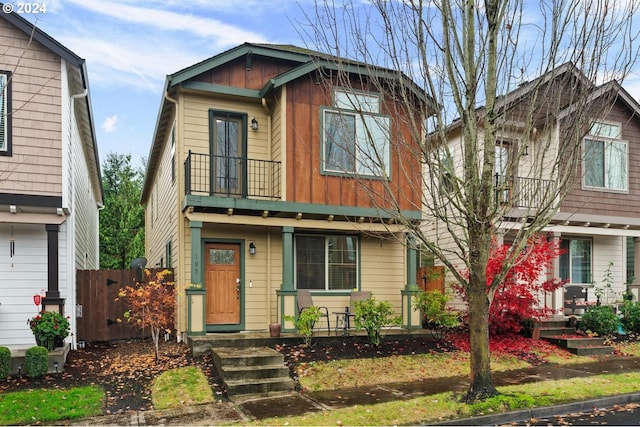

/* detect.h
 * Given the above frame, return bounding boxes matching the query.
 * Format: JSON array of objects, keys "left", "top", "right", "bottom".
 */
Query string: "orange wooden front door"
[{"left": 205, "top": 243, "right": 241, "bottom": 324}]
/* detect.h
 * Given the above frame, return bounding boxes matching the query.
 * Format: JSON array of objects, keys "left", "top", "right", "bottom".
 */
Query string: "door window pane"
[{"left": 209, "top": 249, "right": 235, "bottom": 265}]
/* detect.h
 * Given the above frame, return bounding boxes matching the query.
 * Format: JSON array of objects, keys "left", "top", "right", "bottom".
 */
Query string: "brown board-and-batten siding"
[{"left": 76, "top": 268, "right": 174, "bottom": 342}]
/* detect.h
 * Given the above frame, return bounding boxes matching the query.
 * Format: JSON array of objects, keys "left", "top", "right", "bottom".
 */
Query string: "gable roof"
[
  {"left": 142, "top": 42, "right": 434, "bottom": 201},
  {"left": 0, "top": 4, "right": 103, "bottom": 204},
  {"left": 443, "top": 62, "right": 640, "bottom": 135}
]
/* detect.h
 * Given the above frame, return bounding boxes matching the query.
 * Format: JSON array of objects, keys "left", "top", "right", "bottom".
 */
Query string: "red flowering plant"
[
  {"left": 455, "top": 234, "right": 566, "bottom": 335},
  {"left": 27, "top": 310, "right": 70, "bottom": 351}
]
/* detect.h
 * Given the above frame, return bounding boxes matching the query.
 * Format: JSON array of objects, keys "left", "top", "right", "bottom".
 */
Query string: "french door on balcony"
[{"left": 210, "top": 111, "right": 247, "bottom": 196}]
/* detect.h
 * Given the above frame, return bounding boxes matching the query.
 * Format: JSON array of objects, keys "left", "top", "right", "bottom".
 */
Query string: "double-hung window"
[
  {"left": 295, "top": 234, "right": 358, "bottom": 291},
  {"left": 584, "top": 122, "right": 627, "bottom": 191},
  {"left": 559, "top": 238, "right": 592, "bottom": 285},
  {"left": 0, "top": 71, "right": 11, "bottom": 156},
  {"left": 322, "top": 89, "right": 391, "bottom": 177}
]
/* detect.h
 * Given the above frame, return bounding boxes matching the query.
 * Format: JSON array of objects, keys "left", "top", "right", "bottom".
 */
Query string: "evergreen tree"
[{"left": 100, "top": 153, "right": 145, "bottom": 269}]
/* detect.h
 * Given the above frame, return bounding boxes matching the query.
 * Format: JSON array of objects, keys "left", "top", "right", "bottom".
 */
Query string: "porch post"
[
  {"left": 630, "top": 237, "right": 640, "bottom": 300},
  {"left": 549, "top": 232, "right": 563, "bottom": 317},
  {"left": 277, "top": 226, "right": 297, "bottom": 331},
  {"left": 401, "top": 234, "right": 421, "bottom": 329},
  {"left": 187, "top": 221, "right": 205, "bottom": 335},
  {"left": 190, "top": 221, "right": 203, "bottom": 284},
  {"left": 43, "top": 224, "right": 64, "bottom": 315}
]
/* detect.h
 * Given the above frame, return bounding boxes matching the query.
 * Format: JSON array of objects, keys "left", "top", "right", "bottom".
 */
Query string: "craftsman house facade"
[
  {"left": 0, "top": 10, "right": 102, "bottom": 348},
  {"left": 142, "top": 43, "right": 432, "bottom": 338}
]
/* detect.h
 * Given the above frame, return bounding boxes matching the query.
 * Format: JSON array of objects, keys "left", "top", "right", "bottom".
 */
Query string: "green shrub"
[
  {"left": 284, "top": 306, "right": 321, "bottom": 347},
  {"left": 621, "top": 301, "right": 640, "bottom": 334},
  {"left": 579, "top": 305, "right": 619, "bottom": 336},
  {"left": 0, "top": 347, "right": 10, "bottom": 380},
  {"left": 25, "top": 346, "right": 48, "bottom": 378},
  {"left": 412, "top": 291, "right": 460, "bottom": 340},
  {"left": 354, "top": 297, "right": 401, "bottom": 346}
]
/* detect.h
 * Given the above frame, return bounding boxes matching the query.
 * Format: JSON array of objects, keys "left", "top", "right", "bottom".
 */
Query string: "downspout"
[{"left": 163, "top": 90, "right": 183, "bottom": 339}]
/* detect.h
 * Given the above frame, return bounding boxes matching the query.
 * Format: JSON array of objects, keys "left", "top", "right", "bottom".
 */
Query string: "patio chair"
[
  {"left": 346, "top": 290, "right": 372, "bottom": 329},
  {"left": 296, "top": 289, "right": 331, "bottom": 332}
]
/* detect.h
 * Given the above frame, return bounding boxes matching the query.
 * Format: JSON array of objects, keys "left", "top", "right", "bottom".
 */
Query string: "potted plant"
[{"left": 27, "top": 310, "right": 70, "bottom": 351}]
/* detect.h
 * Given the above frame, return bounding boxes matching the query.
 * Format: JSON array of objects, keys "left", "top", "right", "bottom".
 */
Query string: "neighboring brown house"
[
  {"left": 435, "top": 63, "right": 640, "bottom": 314},
  {"left": 142, "top": 43, "right": 433, "bottom": 337}
]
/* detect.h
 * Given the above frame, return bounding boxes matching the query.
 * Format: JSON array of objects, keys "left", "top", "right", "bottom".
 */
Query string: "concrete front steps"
[
  {"left": 534, "top": 319, "right": 614, "bottom": 356},
  {"left": 211, "top": 346, "right": 295, "bottom": 398}
]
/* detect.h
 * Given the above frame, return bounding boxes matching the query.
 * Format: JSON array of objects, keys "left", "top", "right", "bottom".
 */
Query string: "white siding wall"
[
  {"left": 0, "top": 224, "right": 49, "bottom": 347},
  {"left": 592, "top": 235, "right": 626, "bottom": 304}
]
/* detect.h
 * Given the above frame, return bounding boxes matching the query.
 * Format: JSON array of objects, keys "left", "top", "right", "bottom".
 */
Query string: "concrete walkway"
[{"left": 64, "top": 356, "right": 640, "bottom": 425}]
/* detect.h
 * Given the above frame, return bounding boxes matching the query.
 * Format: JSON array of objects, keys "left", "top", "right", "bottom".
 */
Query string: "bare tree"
[{"left": 300, "top": 0, "right": 639, "bottom": 401}]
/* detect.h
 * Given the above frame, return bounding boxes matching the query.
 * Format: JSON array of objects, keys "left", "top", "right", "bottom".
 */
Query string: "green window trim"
[{"left": 295, "top": 234, "right": 359, "bottom": 291}]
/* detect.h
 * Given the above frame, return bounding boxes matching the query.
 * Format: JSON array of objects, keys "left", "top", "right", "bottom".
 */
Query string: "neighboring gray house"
[{"left": 0, "top": 8, "right": 102, "bottom": 349}]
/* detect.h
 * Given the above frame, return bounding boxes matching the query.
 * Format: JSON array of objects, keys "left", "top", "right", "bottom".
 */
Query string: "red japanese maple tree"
[{"left": 457, "top": 234, "right": 566, "bottom": 335}]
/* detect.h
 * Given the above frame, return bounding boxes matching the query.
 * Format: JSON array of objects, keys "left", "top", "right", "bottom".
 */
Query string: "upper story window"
[
  {"left": 0, "top": 71, "right": 11, "bottom": 156},
  {"left": 322, "top": 89, "right": 391, "bottom": 178},
  {"left": 583, "top": 121, "right": 627, "bottom": 191}
]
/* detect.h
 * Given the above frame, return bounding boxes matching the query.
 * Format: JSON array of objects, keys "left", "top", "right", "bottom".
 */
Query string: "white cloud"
[
  {"left": 66, "top": 0, "right": 268, "bottom": 48},
  {"left": 102, "top": 115, "right": 119, "bottom": 133}
]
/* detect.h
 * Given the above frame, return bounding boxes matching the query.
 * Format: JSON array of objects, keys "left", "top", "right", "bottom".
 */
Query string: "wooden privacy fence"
[
  {"left": 76, "top": 268, "right": 174, "bottom": 342},
  {"left": 417, "top": 266, "right": 445, "bottom": 293}
]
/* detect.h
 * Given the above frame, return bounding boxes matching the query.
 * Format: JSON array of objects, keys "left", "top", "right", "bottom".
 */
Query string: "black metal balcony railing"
[
  {"left": 185, "top": 151, "right": 281, "bottom": 199},
  {"left": 495, "top": 174, "right": 556, "bottom": 208}
]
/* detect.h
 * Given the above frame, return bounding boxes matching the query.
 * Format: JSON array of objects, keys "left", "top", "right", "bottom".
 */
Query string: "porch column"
[
  {"left": 190, "top": 221, "right": 203, "bottom": 284},
  {"left": 549, "top": 232, "right": 564, "bottom": 317},
  {"left": 630, "top": 237, "right": 640, "bottom": 300},
  {"left": 43, "top": 224, "right": 64, "bottom": 315},
  {"left": 401, "top": 234, "right": 421, "bottom": 329},
  {"left": 187, "top": 221, "right": 205, "bottom": 336},
  {"left": 277, "top": 226, "right": 296, "bottom": 331}
]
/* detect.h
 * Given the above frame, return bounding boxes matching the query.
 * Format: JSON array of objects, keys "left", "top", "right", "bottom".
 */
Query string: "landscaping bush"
[
  {"left": 354, "top": 298, "right": 401, "bottom": 346},
  {"left": 25, "top": 346, "right": 48, "bottom": 378},
  {"left": 412, "top": 290, "right": 460, "bottom": 341},
  {"left": 0, "top": 347, "right": 10, "bottom": 380},
  {"left": 620, "top": 301, "right": 640, "bottom": 334},
  {"left": 284, "top": 306, "right": 321, "bottom": 347},
  {"left": 579, "top": 305, "right": 619, "bottom": 336}
]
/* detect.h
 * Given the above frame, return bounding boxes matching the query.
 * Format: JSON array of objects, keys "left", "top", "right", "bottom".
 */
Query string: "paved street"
[{"left": 511, "top": 402, "right": 640, "bottom": 426}]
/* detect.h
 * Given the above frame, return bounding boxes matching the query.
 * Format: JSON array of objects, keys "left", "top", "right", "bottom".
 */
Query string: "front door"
[{"left": 205, "top": 243, "right": 241, "bottom": 325}]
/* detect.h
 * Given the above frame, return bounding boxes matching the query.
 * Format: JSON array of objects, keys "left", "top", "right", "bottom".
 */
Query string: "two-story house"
[
  {"left": 0, "top": 9, "right": 102, "bottom": 348},
  {"left": 142, "top": 43, "right": 433, "bottom": 338},
  {"left": 432, "top": 63, "right": 640, "bottom": 316}
]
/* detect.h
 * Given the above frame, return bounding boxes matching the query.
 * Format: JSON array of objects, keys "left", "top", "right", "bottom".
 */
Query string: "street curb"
[{"left": 436, "top": 392, "right": 640, "bottom": 425}]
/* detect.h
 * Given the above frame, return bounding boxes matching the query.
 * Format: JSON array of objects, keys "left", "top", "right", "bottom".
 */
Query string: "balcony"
[
  {"left": 185, "top": 151, "right": 281, "bottom": 199},
  {"left": 495, "top": 174, "right": 556, "bottom": 209}
]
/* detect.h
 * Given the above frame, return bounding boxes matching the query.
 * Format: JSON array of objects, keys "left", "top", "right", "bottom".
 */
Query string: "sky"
[
  {"left": 13, "top": 0, "right": 640, "bottom": 170},
  {"left": 16, "top": 0, "right": 313, "bottom": 168}
]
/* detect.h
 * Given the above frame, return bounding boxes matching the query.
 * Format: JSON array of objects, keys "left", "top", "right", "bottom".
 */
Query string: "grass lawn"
[{"left": 0, "top": 386, "right": 103, "bottom": 425}]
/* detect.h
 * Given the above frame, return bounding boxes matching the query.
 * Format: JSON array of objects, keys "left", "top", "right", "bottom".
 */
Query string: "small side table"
[{"left": 333, "top": 311, "right": 350, "bottom": 334}]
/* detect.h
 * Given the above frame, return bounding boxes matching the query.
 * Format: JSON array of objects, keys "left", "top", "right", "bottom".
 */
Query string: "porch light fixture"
[
  {"left": 249, "top": 242, "right": 256, "bottom": 255},
  {"left": 251, "top": 117, "right": 258, "bottom": 131},
  {"left": 523, "top": 145, "right": 529, "bottom": 156}
]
